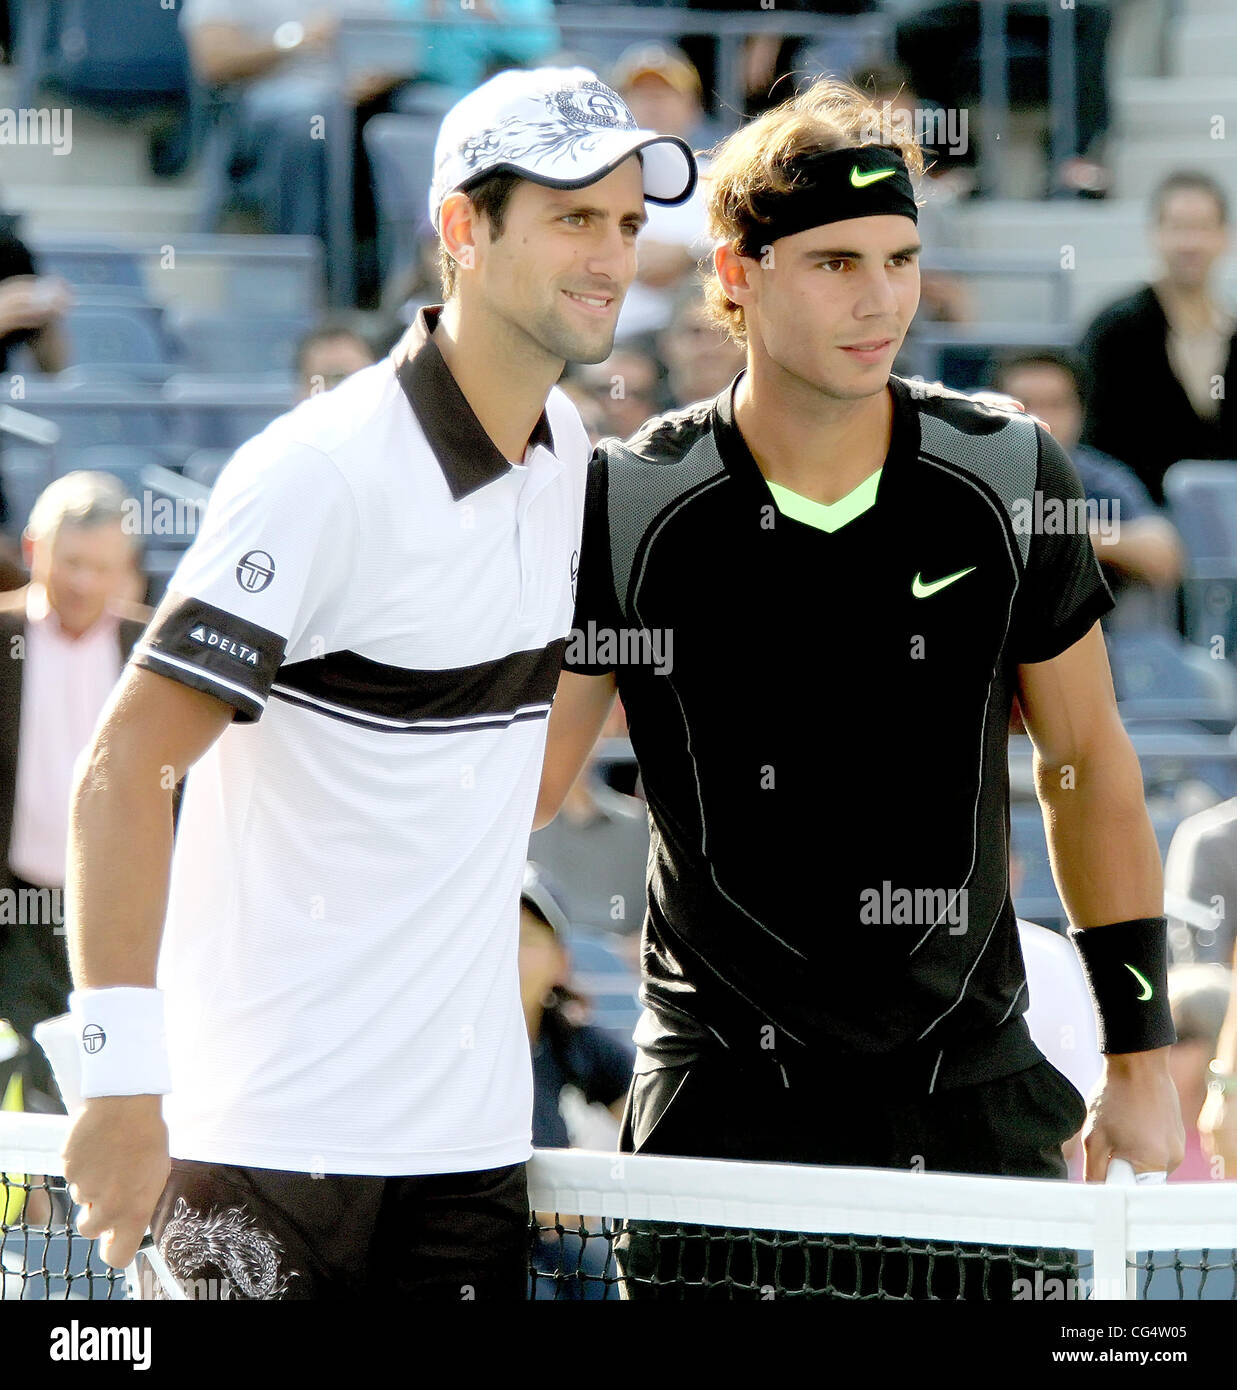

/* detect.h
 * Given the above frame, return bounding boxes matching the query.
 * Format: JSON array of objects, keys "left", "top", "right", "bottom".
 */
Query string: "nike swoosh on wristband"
[
  {"left": 850, "top": 166, "right": 898, "bottom": 188},
  {"left": 1125, "top": 964, "right": 1154, "bottom": 1002},
  {"left": 912, "top": 566, "right": 976, "bottom": 598}
]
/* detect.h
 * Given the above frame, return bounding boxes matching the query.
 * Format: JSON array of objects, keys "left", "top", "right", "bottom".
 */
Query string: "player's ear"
[
  {"left": 714, "top": 241, "right": 754, "bottom": 308},
  {"left": 439, "top": 190, "right": 479, "bottom": 278}
]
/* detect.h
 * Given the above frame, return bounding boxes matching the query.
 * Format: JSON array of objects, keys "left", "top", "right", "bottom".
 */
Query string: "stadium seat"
[
  {"left": 0, "top": 443, "right": 52, "bottom": 537},
  {"left": 1163, "top": 461, "right": 1237, "bottom": 562},
  {"left": 21, "top": 0, "right": 189, "bottom": 108},
  {"left": 183, "top": 448, "right": 234, "bottom": 490},
  {"left": 1162, "top": 461, "right": 1237, "bottom": 663},
  {"left": 167, "top": 312, "right": 310, "bottom": 377},
  {"left": 19, "top": 383, "right": 172, "bottom": 452},
  {"left": 363, "top": 114, "right": 441, "bottom": 283},
  {"left": 1107, "top": 626, "right": 1237, "bottom": 730},
  {"left": 162, "top": 375, "right": 294, "bottom": 451},
  {"left": 32, "top": 241, "right": 145, "bottom": 294},
  {"left": 61, "top": 295, "right": 183, "bottom": 383},
  {"left": 52, "top": 443, "right": 170, "bottom": 498}
]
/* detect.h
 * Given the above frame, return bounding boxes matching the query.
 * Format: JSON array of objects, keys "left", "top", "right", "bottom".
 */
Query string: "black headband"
[{"left": 740, "top": 145, "right": 918, "bottom": 255}]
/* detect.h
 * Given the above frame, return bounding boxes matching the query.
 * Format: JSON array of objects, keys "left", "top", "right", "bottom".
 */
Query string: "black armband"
[{"left": 1067, "top": 916, "right": 1177, "bottom": 1055}]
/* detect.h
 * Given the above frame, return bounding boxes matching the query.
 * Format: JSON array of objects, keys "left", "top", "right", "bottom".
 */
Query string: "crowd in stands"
[{"left": 1, "top": 0, "right": 1236, "bottom": 1214}]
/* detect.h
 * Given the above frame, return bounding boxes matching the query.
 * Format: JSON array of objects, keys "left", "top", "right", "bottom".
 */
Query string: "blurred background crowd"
[{"left": 1, "top": 0, "right": 1236, "bottom": 1247}]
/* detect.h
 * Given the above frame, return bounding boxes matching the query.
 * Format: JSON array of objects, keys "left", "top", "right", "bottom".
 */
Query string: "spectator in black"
[
  {"left": 993, "top": 350, "right": 1184, "bottom": 617},
  {"left": 522, "top": 862, "right": 633, "bottom": 1299},
  {"left": 894, "top": 0, "right": 1113, "bottom": 197},
  {"left": 519, "top": 863, "right": 634, "bottom": 1150},
  {"left": 294, "top": 320, "right": 377, "bottom": 399},
  {"left": 680, "top": 0, "right": 877, "bottom": 123},
  {"left": 0, "top": 220, "right": 72, "bottom": 583},
  {"left": 1079, "top": 171, "right": 1237, "bottom": 505}
]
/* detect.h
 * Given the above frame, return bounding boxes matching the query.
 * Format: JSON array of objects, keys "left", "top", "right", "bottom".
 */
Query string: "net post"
[{"left": 1091, "top": 1184, "right": 1133, "bottom": 1301}]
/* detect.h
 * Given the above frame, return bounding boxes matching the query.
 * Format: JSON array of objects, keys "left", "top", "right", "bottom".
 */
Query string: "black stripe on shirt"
[{"left": 269, "top": 638, "right": 568, "bottom": 731}]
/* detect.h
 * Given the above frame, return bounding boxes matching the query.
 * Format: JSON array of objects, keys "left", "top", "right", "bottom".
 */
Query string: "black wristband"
[{"left": 1067, "top": 917, "right": 1177, "bottom": 1055}]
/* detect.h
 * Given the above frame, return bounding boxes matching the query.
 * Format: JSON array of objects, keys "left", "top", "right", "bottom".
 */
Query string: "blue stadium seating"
[
  {"left": 182, "top": 449, "right": 234, "bottom": 490},
  {"left": 1108, "top": 627, "right": 1237, "bottom": 731},
  {"left": 363, "top": 113, "right": 440, "bottom": 283},
  {"left": 33, "top": 242, "right": 145, "bottom": 295},
  {"left": 30, "top": 235, "right": 327, "bottom": 319},
  {"left": 1162, "top": 461, "right": 1237, "bottom": 665},
  {"left": 161, "top": 375, "right": 294, "bottom": 451},
  {"left": 18, "top": 0, "right": 189, "bottom": 108},
  {"left": 19, "top": 383, "right": 171, "bottom": 451},
  {"left": 0, "top": 443, "right": 51, "bottom": 537},
  {"left": 1163, "top": 461, "right": 1237, "bottom": 562},
  {"left": 167, "top": 312, "right": 311, "bottom": 377},
  {"left": 62, "top": 296, "right": 183, "bottom": 383}
]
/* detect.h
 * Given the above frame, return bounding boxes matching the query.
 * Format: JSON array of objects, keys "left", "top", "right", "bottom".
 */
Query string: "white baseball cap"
[{"left": 429, "top": 66, "right": 697, "bottom": 230}]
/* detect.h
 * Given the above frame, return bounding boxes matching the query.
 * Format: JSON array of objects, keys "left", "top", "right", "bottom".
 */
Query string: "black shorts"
[
  {"left": 141, "top": 1158, "right": 529, "bottom": 1301},
  {"left": 614, "top": 1051, "right": 1089, "bottom": 1301}
]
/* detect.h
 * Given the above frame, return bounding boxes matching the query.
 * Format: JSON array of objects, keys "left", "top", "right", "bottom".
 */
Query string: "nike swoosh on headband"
[{"left": 851, "top": 166, "right": 899, "bottom": 188}]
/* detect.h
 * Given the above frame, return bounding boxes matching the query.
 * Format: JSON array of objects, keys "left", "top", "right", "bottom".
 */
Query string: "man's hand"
[
  {"left": 1081, "top": 1050, "right": 1186, "bottom": 1181},
  {"left": 1198, "top": 1086, "right": 1237, "bottom": 1179},
  {"left": 62, "top": 1095, "right": 170, "bottom": 1270},
  {"left": 0, "top": 275, "right": 72, "bottom": 335},
  {"left": 966, "top": 389, "right": 1050, "bottom": 435}
]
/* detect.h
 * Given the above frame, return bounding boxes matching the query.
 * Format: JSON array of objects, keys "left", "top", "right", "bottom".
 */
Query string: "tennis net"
[{"left": 3, "top": 1112, "right": 1236, "bottom": 1301}]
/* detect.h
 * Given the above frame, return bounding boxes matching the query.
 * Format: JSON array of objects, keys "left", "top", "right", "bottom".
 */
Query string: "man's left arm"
[{"left": 1017, "top": 623, "right": 1186, "bottom": 1181}]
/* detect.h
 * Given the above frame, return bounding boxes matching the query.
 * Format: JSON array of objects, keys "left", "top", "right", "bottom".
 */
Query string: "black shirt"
[
  {"left": 1079, "top": 284, "right": 1237, "bottom": 505},
  {"left": 531, "top": 1008, "right": 634, "bottom": 1149},
  {"left": 567, "top": 374, "right": 1114, "bottom": 1080}
]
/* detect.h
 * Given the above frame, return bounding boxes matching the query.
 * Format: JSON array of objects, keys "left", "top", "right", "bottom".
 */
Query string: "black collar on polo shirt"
[{"left": 393, "top": 304, "right": 555, "bottom": 501}]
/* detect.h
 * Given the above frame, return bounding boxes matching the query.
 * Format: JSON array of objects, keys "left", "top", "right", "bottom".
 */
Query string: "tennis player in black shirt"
[{"left": 537, "top": 77, "right": 1185, "bottom": 1300}]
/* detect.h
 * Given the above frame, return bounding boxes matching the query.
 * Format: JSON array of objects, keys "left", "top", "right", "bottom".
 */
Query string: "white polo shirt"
[{"left": 132, "top": 305, "right": 590, "bottom": 1175}]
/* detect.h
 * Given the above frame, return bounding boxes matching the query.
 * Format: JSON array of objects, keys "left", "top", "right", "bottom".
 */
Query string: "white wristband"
[{"left": 68, "top": 988, "right": 173, "bottom": 1099}]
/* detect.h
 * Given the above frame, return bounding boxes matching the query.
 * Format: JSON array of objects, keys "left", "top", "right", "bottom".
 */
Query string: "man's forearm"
[
  {"left": 189, "top": 25, "right": 286, "bottom": 86},
  {"left": 31, "top": 321, "right": 67, "bottom": 375},
  {"left": 1035, "top": 748, "right": 1162, "bottom": 927},
  {"left": 67, "top": 742, "right": 176, "bottom": 989}
]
